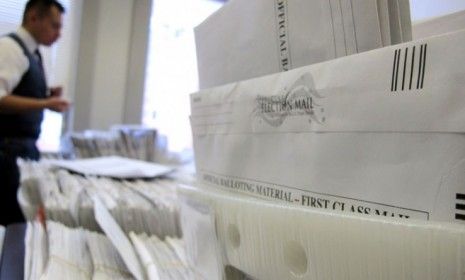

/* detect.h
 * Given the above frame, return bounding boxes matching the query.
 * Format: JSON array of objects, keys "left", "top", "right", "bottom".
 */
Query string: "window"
[{"left": 142, "top": 0, "right": 223, "bottom": 153}]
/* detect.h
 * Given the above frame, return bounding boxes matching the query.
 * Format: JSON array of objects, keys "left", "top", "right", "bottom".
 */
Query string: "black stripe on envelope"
[
  {"left": 456, "top": 204, "right": 465, "bottom": 211},
  {"left": 391, "top": 44, "right": 427, "bottom": 92},
  {"left": 456, "top": 213, "right": 465, "bottom": 221}
]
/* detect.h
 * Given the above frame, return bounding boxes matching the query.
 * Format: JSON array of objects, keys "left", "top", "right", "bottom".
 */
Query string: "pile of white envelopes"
[
  {"left": 18, "top": 160, "right": 181, "bottom": 238},
  {"left": 195, "top": 0, "right": 412, "bottom": 89},
  {"left": 191, "top": 28, "right": 465, "bottom": 224},
  {"left": 24, "top": 220, "right": 193, "bottom": 280}
]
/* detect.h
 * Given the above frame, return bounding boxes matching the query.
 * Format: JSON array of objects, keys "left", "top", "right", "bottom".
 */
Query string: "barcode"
[
  {"left": 391, "top": 44, "right": 427, "bottom": 92},
  {"left": 455, "top": 193, "right": 465, "bottom": 221}
]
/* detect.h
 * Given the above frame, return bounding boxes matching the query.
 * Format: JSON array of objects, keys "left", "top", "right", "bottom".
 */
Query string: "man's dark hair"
[{"left": 23, "top": 0, "right": 65, "bottom": 21}]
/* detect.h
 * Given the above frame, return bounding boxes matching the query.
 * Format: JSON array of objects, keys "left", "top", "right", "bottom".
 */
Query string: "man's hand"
[
  {"left": 0, "top": 94, "right": 70, "bottom": 113},
  {"left": 43, "top": 96, "right": 70, "bottom": 112},
  {"left": 49, "top": 86, "right": 63, "bottom": 97}
]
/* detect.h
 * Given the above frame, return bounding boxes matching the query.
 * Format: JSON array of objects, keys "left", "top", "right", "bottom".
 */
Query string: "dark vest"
[{"left": 0, "top": 33, "right": 47, "bottom": 139}]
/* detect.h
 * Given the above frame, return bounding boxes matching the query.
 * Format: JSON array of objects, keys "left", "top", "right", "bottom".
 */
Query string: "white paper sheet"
[
  {"left": 377, "top": 0, "right": 392, "bottom": 46},
  {"left": 351, "top": 0, "right": 383, "bottom": 52},
  {"left": 40, "top": 222, "right": 93, "bottom": 280},
  {"left": 195, "top": 0, "right": 340, "bottom": 89},
  {"left": 340, "top": 0, "right": 357, "bottom": 55},
  {"left": 398, "top": 0, "right": 413, "bottom": 42},
  {"left": 195, "top": 0, "right": 411, "bottom": 89},
  {"left": 93, "top": 196, "right": 146, "bottom": 280},
  {"left": 329, "top": 0, "right": 346, "bottom": 57},
  {"left": 49, "top": 156, "right": 174, "bottom": 179},
  {"left": 387, "top": 0, "right": 403, "bottom": 43},
  {"left": 191, "top": 29, "right": 465, "bottom": 224},
  {"left": 85, "top": 230, "right": 135, "bottom": 279}
]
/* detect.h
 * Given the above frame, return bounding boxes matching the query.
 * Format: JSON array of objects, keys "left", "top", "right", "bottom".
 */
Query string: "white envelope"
[
  {"left": 190, "top": 29, "right": 465, "bottom": 224},
  {"left": 195, "top": 0, "right": 341, "bottom": 89},
  {"left": 329, "top": 0, "right": 346, "bottom": 57},
  {"left": 340, "top": 0, "right": 357, "bottom": 55},
  {"left": 377, "top": 0, "right": 392, "bottom": 46},
  {"left": 195, "top": 0, "right": 411, "bottom": 90},
  {"left": 49, "top": 156, "right": 174, "bottom": 179},
  {"left": 387, "top": 0, "right": 412, "bottom": 44},
  {"left": 398, "top": 0, "right": 413, "bottom": 42},
  {"left": 351, "top": 0, "right": 383, "bottom": 52}
]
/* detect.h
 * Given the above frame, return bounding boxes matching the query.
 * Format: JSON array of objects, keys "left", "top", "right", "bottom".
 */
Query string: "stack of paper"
[
  {"left": 29, "top": 171, "right": 78, "bottom": 227},
  {"left": 191, "top": 28, "right": 465, "bottom": 224},
  {"left": 17, "top": 159, "right": 57, "bottom": 220},
  {"left": 124, "top": 179, "right": 182, "bottom": 238},
  {"left": 24, "top": 221, "right": 47, "bottom": 280},
  {"left": 85, "top": 176, "right": 170, "bottom": 236},
  {"left": 93, "top": 196, "right": 146, "bottom": 280},
  {"left": 69, "top": 127, "right": 159, "bottom": 162},
  {"left": 69, "top": 130, "right": 121, "bottom": 159},
  {"left": 40, "top": 222, "right": 93, "bottom": 279},
  {"left": 130, "top": 233, "right": 197, "bottom": 280},
  {"left": 195, "top": 0, "right": 412, "bottom": 89},
  {"left": 24, "top": 221, "right": 138, "bottom": 279},
  {"left": 17, "top": 180, "right": 42, "bottom": 221},
  {"left": 179, "top": 184, "right": 465, "bottom": 280},
  {"left": 112, "top": 125, "right": 158, "bottom": 162},
  {"left": 92, "top": 196, "right": 201, "bottom": 280},
  {"left": 17, "top": 158, "right": 53, "bottom": 182},
  {"left": 18, "top": 160, "right": 181, "bottom": 237},
  {"left": 85, "top": 230, "right": 134, "bottom": 279}
]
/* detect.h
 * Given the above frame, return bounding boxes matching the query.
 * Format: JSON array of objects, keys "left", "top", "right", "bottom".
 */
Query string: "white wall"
[
  {"left": 72, "top": 0, "right": 98, "bottom": 131},
  {"left": 90, "top": 0, "right": 132, "bottom": 129},
  {"left": 410, "top": 0, "right": 465, "bottom": 22},
  {"left": 124, "top": 0, "right": 152, "bottom": 125},
  {"left": 51, "top": 0, "right": 83, "bottom": 96},
  {"left": 73, "top": 0, "right": 132, "bottom": 131},
  {"left": 72, "top": 0, "right": 151, "bottom": 131}
]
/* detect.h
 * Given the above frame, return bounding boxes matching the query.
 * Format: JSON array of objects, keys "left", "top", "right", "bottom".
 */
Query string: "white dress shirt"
[{"left": 0, "top": 27, "right": 39, "bottom": 99}]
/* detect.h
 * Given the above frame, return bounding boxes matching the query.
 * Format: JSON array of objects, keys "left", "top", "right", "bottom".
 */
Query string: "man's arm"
[{"left": 0, "top": 94, "right": 69, "bottom": 113}]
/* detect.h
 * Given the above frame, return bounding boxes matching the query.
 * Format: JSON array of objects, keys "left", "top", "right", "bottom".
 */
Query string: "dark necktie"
[{"left": 34, "top": 49, "right": 44, "bottom": 73}]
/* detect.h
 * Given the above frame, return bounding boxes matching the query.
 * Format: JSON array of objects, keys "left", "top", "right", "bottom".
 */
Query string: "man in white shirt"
[{"left": 0, "top": 0, "right": 70, "bottom": 225}]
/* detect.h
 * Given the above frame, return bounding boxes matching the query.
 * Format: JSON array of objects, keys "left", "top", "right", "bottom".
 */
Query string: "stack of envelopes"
[{"left": 195, "top": 0, "right": 412, "bottom": 89}]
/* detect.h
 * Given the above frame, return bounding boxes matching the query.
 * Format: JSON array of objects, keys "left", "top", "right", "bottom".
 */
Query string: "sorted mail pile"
[
  {"left": 37, "top": 222, "right": 94, "bottom": 279},
  {"left": 18, "top": 160, "right": 181, "bottom": 237},
  {"left": 17, "top": 161, "right": 207, "bottom": 279},
  {"left": 69, "top": 130, "right": 128, "bottom": 159},
  {"left": 188, "top": 3, "right": 465, "bottom": 277},
  {"left": 85, "top": 230, "right": 135, "bottom": 279},
  {"left": 24, "top": 205, "right": 195, "bottom": 279},
  {"left": 195, "top": 0, "right": 412, "bottom": 89},
  {"left": 24, "top": 221, "right": 134, "bottom": 280},
  {"left": 129, "top": 233, "right": 196, "bottom": 279},
  {"left": 191, "top": 28, "right": 465, "bottom": 224},
  {"left": 94, "top": 196, "right": 199, "bottom": 280},
  {"left": 69, "top": 126, "right": 158, "bottom": 161}
]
